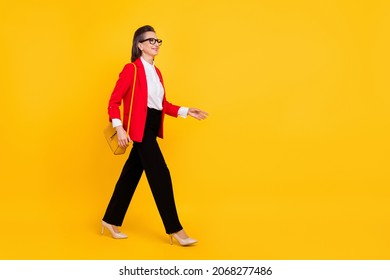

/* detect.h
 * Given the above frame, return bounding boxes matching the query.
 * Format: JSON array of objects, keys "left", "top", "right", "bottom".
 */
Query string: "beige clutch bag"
[{"left": 104, "top": 63, "right": 136, "bottom": 155}]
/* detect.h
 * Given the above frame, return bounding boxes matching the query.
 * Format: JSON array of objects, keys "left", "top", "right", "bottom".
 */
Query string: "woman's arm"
[
  {"left": 108, "top": 63, "right": 135, "bottom": 120},
  {"left": 107, "top": 64, "right": 135, "bottom": 147},
  {"left": 156, "top": 67, "right": 208, "bottom": 120}
]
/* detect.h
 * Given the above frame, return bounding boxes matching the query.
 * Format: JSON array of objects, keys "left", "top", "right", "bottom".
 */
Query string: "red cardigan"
[{"left": 108, "top": 58, "right": 180, "bottom": 142}]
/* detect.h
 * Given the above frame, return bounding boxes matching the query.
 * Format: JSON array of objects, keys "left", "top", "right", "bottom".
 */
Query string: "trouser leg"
[
  {"left": 134, "top": 128, "right": 183, "bottom": 234},
  {"left": 102, "top": 146, "right": 143, "bottom": 226}
]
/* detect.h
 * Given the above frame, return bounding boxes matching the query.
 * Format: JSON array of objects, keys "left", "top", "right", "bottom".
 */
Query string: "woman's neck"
[{"left": 141, "top": 54, "right": 154, "bottom": 65}]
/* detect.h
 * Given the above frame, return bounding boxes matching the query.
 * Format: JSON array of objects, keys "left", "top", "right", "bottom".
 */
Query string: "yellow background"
[{"left": 1, "top": 0, "right": 389, "bottom": 259}]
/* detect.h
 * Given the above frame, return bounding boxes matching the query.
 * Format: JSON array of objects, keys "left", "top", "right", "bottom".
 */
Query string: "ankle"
[
  {"left": 103, "top": 221, "right": 121, "bottom": 233},
  {"left": 174, "top": 229, "right": 189, "bottom": 239},
  {"left": 111, "top": 225, "right": 120, "bottom": 233}
]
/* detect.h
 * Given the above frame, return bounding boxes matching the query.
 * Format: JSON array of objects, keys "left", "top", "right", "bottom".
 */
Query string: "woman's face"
[{"left": 138, "top": 31, "right": 161, "bottom": 58}]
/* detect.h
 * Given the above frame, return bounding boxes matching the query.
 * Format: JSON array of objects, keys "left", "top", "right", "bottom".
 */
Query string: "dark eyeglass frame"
[{"left": 140, "top": 38, "right": 163, "bottom": 46}]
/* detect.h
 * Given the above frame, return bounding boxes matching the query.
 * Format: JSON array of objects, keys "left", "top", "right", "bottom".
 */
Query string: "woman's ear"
[{"left": 138, "top": 42, "right": 143, "bottom": 52}]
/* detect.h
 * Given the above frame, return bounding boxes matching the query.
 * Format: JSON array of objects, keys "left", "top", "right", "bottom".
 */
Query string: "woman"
[{"left": 101, "top": 25, "right": 208, "bottom": 246}]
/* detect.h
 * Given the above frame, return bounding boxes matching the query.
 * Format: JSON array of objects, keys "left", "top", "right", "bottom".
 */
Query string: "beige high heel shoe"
[
  {"left": 170, "top": 233, "right": 198, "bottom": 246},
  {"left": 101, "top": 221, "right": 128, "bottom": 239}
]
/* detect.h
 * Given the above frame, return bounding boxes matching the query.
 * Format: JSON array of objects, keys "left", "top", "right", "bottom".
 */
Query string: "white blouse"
[{"left": 142, "top": 56, "right": 165, "bottom": 110}]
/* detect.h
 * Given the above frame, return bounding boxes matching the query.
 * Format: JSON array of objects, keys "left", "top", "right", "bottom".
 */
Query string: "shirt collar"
[{"left": 140, "top": 56, "right": 155, "bottom": 68}]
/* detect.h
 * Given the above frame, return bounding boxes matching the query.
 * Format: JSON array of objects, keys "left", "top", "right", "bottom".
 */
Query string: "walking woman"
[{"left": 101, "top": 25, "right": 208, "bottom": 246}]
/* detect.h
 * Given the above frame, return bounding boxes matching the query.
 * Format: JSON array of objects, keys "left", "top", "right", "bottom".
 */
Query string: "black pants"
[{"left": 103, "top": 108, "right": 183, "bottom": 234}]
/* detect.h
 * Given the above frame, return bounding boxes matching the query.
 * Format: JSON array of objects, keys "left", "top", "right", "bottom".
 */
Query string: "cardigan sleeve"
[
  {"left": 163, "top": 98, "right": 181, "bottom": 117},
  {"left": 107, "top": 63, "right": 135, "bottom": 121}
]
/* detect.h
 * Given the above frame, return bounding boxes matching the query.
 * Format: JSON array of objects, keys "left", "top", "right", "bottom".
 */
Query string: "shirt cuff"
[
  {"left": 178, "top": 107, "right": 189, "bottom": 118},
  {"left": 112, "top": 118, "right": 122, "bottom": 128}
]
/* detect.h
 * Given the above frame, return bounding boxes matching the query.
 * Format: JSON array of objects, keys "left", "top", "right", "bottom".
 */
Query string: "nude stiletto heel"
[
  {"left": 101, "top": 221, "right": 128, "bottom": 239},
  {"left": 170, "top": 233, "right": 197, "bottom": 246}
]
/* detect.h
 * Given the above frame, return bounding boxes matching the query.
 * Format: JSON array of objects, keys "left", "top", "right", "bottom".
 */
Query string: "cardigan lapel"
[{"left": 134, "top": 58, "right": 148, "bottom": 102}]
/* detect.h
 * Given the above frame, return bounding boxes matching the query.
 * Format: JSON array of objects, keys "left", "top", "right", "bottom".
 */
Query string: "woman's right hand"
[{"left": 116, "top": 125, "right": 131, "bottom": 148}]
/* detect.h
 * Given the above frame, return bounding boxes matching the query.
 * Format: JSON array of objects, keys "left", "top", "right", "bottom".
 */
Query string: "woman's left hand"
[{"left": 188, "top": 108, "right": 208, "bottom": 120}]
